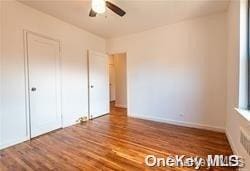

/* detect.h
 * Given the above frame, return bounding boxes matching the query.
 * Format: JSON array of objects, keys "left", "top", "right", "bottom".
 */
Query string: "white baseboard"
[
  {"left": 0, "top": 136, "right": 29, "bottom": 150},
  {"left": 129, "top": 113, "right": 225, "bottom": 133},
  {"left": 0, "top": 114, "right": 225, "bottom": 151},
  {"left": 225, "top": 129, "right": 238, "bottom": 155},
  {"left": 63, "top": 119, "right": 79, "bottom": 128}
]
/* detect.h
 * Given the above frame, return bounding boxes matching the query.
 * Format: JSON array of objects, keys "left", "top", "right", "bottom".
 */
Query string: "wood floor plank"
[{"left": 0, "top": 105, "right": 235, "bottom": 170}]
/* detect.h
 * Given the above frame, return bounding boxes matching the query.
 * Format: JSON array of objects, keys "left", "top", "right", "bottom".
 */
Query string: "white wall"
[
  {"left": 107, "top": 12, "right": 228, "bottom": 131},
  {"left": 226, "top": 0, "right": 250, "bottom": 170},
  {"left": 0, "top": 1, "right": 105, "bottom": 149},
  {"left": 113, "top": 53, "right": 127, "bottom": 108}
]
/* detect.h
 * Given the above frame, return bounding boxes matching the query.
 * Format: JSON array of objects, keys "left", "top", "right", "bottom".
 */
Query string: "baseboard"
[
  {"left": 129, "top": 113, "right": 225, "bottom": 133},
  {"left": 63, "top": 119, "right": 79, "bottom": 128},
  {"left": 225, "top": 129, "right": 239, "bottom": 155},
  {"left": 0, "top": 136, "right": 29, "bottom": 150},
  {"left": 91, "top": 113, "right": 109, "bottom": 119}
]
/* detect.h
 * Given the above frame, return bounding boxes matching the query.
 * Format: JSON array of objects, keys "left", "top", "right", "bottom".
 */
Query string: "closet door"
[
  {"left": 27, "top": 33, "right": 61, "bottom": 138},
  {"left": 88, "top": 51, "right": 109, "bottom": 119}
]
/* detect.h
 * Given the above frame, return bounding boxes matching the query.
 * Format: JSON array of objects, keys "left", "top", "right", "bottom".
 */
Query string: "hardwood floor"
[{"left": 0, "top": 105, "right": 235, "bottom": 171}]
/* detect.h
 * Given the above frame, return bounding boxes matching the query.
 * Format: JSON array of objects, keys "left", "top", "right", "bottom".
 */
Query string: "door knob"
[
  {"left": 90, "top": 85, "right": 94, "bottom": 88},
  {"left": 31, "top": 87, "right": 37, "bottom": 91}
]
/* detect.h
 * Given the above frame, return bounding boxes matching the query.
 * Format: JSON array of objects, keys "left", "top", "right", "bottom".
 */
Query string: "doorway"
[
  {"left": 109, "top": 53, "right": 127, "bottom": 111},
  {"left": 25, "top": 32, "right": 62, "bottom": 138}
]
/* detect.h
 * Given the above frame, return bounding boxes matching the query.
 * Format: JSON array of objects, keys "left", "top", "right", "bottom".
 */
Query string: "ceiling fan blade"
[
  {"left": 89, "top": 9, "right": 97, "bottom": 17},
  {"left": 106, "top": 1, "right": 126, "bottom": 17}
]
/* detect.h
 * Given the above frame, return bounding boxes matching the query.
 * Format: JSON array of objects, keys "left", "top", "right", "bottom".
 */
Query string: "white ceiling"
[{"left": 19, "top": 0, "right": 229, "bottom": 38}]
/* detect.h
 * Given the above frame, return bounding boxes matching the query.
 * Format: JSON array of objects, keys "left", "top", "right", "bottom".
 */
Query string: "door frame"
[
  {"left": 23, "top": 30, "right": 63, "bottom": 139},
  {"left": 108, "top": 52, "right": 128, "bottom": 110}
]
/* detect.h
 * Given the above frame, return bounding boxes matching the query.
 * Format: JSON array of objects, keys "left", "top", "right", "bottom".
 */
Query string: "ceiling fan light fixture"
[{"left": 92, "top": 0, "right": 106, "bottom": 14}]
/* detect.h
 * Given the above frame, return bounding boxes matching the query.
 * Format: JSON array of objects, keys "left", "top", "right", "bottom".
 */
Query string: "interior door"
[
  {"left": 109, "top": 64, "right": 116, "bottom": 101},
  {"left": 27, "top": 32, "right": 62, "bottom": 138},
  {"left": 88, "top": 51, "right": 109, "bottom": 119}
]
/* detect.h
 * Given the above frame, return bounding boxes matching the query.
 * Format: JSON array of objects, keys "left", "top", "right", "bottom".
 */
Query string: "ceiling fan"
[{"left": 89, "top": 0, "right": 126, "bottom": 17}]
